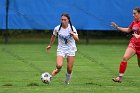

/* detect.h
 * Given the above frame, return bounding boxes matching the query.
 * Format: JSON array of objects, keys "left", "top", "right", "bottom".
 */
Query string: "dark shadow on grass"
[
  {"left": 2, "top": 83, "right": 13, "bottom": 86},
  {"left": 85, "top": 82, "right": 102, "bottom": 87},
  {"left": 27, "top": 83, "right": 39, "bottom": 86}
]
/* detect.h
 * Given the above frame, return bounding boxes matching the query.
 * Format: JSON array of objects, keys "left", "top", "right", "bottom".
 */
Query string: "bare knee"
[{"left": 56, "top": 65, "right": 63, "bottom": 71}]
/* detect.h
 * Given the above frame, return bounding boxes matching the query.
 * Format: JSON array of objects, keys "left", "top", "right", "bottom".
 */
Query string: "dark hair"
[
  {"left": 58, "top": 13, "right": 74, "bottom": 31},
  {"left": 134, "top": 7, "right": 140, "bottom": 14}
]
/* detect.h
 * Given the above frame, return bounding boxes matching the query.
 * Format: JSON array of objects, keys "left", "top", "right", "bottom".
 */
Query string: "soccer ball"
[{"left": 41, "top": 72, "right": 52, "bottom": 84}]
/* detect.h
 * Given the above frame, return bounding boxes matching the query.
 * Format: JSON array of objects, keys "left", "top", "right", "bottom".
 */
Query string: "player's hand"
[
  {"left": 46, "top": 45, "right": 51, "bottom": 53},
  {"left": 69, "top": 31, "right": 75, "bottom": 35},
  {"left": 111, "top": 22, "right": 118, "bottom": 29},
  {"left": 133, "top": 32, "right": 140, "bottom": 39}
]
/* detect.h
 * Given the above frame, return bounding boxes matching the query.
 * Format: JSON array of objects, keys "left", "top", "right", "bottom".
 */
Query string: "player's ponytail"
[
  {"left": 69, "top": 20, "right": 74, "bottom": 32},
  {"left": 58, "top": 23, "right": 62, "bottom": 31}
]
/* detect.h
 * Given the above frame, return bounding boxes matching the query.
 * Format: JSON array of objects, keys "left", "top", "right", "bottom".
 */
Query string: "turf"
[{"left": 0, "top": 39, "right": 140, "bottom": 93}]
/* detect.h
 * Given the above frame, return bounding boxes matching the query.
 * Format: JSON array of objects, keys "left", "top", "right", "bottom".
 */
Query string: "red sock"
[{"left": 119, "top": 61, "right": 127, "bottom": 74}]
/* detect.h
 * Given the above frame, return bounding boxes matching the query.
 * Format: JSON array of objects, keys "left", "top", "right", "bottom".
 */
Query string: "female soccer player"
[
  {"left": 111, "top": 7, "right": 140, "bottom": 83},
  {"left": 46, "top": 13, "right": 79, "bottom": 84}
]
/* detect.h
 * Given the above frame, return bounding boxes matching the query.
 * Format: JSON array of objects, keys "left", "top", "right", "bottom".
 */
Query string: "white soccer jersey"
[{"left": 53, "top": 24, "right": 78, "bottom": 52}]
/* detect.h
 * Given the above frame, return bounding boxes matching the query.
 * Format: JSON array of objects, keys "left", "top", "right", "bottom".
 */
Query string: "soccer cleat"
[{"left": 112, "top": 77, "right": 122, "bottom": 83}]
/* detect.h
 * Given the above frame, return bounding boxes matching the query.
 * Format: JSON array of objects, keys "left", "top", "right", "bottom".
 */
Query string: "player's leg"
[
  {"left": 65, "top": 56, "right": 75, "bottom": 84},
  {"left": 67, "top": 56, "right": 74, "bottom": 74},
  {"left": 52, "top": 56, "right": 64, "bottom": 77},
  {"left": 112, "top": 47, "right": 136, "bottom": 82}
]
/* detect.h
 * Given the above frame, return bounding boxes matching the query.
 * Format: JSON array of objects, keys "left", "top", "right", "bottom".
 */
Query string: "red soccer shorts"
[{"left": 128, "top": 37, "right": 140, "bottom": 59}]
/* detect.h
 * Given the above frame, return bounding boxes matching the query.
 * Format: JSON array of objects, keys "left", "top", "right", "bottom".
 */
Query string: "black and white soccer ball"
[{"left": 41, "top": 72, "right": 52, "bottom": 84}]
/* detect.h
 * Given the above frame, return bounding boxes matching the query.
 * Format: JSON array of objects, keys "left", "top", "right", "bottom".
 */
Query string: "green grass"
[{"left": 0, "top": 39, "right": 140, "bottom": 93}]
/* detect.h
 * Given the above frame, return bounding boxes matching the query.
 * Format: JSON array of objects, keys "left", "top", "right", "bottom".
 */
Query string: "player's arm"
[
  {"left": 48, "top": 35, "right": 56, "bottom": 46},
  {"left": 116, "top": 27, "right": 131, "bottom": 33},
  {"left": 46, "top": 27, "right": 58, "bottom": 52},
  {"left": 111, "top": 22, "right": 132, "bottom": 33},
  {"left": 46, "top": 35, "right": 56, "bottom": 52}
]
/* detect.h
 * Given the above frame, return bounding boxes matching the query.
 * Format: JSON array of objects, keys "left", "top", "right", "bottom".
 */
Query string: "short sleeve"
[{"left": 53, "top": 26, "right": 59, "bottom": 36}]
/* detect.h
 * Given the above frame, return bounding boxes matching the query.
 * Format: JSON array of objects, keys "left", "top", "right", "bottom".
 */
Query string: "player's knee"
[{"left": 56, "top": 65, "right": 62, "bottom": 71}]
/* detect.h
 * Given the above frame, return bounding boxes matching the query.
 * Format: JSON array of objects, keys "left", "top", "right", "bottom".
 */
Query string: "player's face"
[
  {"left": 61, "top": 16, "right": 69, "bottom": 26},
  {"left": 133, "top": 10, "right": 140, "bottom": 21}
]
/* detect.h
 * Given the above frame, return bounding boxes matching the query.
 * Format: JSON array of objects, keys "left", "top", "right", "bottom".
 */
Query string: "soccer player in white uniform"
[{"left": 46, "top": 13, "right": 79, "bottom": 84}]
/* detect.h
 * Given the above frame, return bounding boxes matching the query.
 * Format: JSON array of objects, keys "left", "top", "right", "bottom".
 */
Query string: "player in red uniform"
[{"left": 111, "top": 7, "right": 140, "bottom": 83}]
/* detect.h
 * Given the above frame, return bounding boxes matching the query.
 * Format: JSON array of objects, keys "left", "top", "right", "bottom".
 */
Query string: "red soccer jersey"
[
  {"left": 129, "top": 20, "right": 140, "bottom": 34},
  {"left": 128, "top": 20, "right": 140, "bottom": 58}
]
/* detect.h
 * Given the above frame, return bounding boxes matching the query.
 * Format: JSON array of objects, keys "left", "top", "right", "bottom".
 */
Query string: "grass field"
[{"left": 0, "top": 39, "right": 140, "bottom": 93}]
